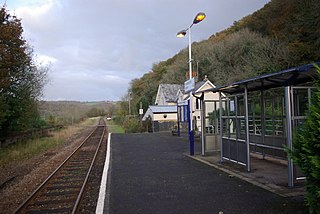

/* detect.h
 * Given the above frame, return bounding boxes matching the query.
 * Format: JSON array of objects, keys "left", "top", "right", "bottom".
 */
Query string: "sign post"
[
  {"left": 187, "top": 100, "right": 194, "bottom": 155},
  {"left": 184, "top": 78, "right": 195, "bottom": 156},
  {"left": 184, "top": 78, "right": 195, "bottom": 93},
  {"left": 139, "top": 102, "right": 143, "bottom": 132}
]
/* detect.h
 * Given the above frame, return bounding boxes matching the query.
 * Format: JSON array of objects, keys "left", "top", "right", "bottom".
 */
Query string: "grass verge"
[
  {"left": 0, "top": 118, "right": 98, "bottom": 167},
  {"left": 107, "top": 120, "right": 125, "bottom": 133}
]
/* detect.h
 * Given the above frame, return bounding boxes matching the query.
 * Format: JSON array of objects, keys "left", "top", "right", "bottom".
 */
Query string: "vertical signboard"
[{"left": 184, "top": 78, "right": 195, "bottom": 93}]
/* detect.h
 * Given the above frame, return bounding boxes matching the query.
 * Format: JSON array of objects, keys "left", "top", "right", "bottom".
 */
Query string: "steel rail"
[
  {"left": 13, "top": 120, "right": 105, "bottom": 213},
  {"left": 72, "top": 122, "right": 106, "bottom": 213}
]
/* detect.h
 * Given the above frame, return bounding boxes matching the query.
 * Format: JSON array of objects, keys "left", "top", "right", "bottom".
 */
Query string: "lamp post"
[{"left": 177, "top": 12, "right": 206, "bottom": 156}]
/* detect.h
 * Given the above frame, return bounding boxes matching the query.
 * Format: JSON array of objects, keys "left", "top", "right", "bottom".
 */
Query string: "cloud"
[
  {"left": 6, "top": 0, "right": 270, "bottom": 101},
  {"left": 44, "top": 69, "right": 131, "bottom": 101},
  {"left": 34, "top": 54, "right": 57, "bottom": 66}
]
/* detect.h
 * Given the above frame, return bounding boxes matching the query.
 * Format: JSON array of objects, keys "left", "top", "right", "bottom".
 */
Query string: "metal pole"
[
  {"left": 235, "top": 96, "right": 239, "bottom": 140},
  {"left": 188, "top": 100, "right": 194, "bottom": 155},
  {"left": 140, "top": 102, "right": 142, "bottom": 132},
  {"left": 244, "top": 86, "right": 251, "bottom": 172},
  {"left": 219, "top": 91, "right": 223, "bottom": 163},
  {"left": 188, "top": 27, "right": 193, "bottom": 131},
  {"left": 201, "top": 97, "right": 205, "bottom": 156},
  {"left": 285, "top": 86, "right": 294, "bottom": 187},
  {"left": 188, "top": 27, "right": 195, "bottom": 155},
  {"left": 260, "top": 90, "right": 266, "bottom": 159},
  {"left": 128, "top": 92, "right": 131, "bottom": 116},
  {"left": 177, "top": 103, "right": 181, "bottom": 137},
  {"left": 188, "top": 27, "right": 192, "bottom": 81}
]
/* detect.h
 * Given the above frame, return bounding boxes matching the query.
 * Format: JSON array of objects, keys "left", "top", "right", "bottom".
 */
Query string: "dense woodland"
[{"left": 127, "top": 0, "right": 320, "bottom": 115}]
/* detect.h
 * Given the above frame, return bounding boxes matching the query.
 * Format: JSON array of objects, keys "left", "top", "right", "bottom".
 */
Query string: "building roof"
[
  {"left": 159, "top": 84, "right": 184, "bottom": 103},
  {"left": 190, "top": 80, "right": 204, "bottom": 92},
  {"left": 142, "top": 105, "right": 177, "bottom": 121},
  {"left": 197, "top": 62, "right": 319, "bottom": 95},
  {"left": 149, "top": 105, "right": 177, "bottom": 113}
]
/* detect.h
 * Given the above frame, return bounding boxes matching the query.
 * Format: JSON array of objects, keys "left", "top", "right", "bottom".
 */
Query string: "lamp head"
[
  {"left": 176, "top": 30, "right": 187, "bottom": 38},
  {"left": 193, "top": 12, "right": 206, "bottom": 24}
]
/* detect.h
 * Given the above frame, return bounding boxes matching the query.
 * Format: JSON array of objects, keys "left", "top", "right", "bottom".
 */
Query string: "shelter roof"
[{"left": 197, "top": 62, "right": 319, "bottom": 95}]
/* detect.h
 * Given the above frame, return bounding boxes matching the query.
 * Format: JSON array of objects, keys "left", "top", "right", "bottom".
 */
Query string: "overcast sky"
[{"left": 5, "top": 0, "right": 269, "bottom": 101}]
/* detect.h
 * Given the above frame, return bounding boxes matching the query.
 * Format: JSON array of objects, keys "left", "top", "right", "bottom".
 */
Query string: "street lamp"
[{"left": 177, "top": 12, "right": 206, "bottom": 156}]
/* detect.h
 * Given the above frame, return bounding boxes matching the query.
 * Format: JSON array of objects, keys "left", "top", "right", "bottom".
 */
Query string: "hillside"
[
  {"left": 127, "top": 0, "right": 320, "bottom": 115},
  {"left": 38, "top": 101, "right": 115, "bottom": 125},
  {"left": 213, "top": 0, "right": 320, "bottom": 63}
]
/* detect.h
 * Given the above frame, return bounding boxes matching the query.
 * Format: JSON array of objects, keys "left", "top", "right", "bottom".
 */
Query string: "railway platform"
[{"left": 97, "top": 132, "right": 306, "bottom": 214}]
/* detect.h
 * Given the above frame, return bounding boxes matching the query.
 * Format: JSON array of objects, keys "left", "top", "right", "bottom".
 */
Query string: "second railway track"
[{"left": 14, "top": 119, "right": 107, "bottom": 214}]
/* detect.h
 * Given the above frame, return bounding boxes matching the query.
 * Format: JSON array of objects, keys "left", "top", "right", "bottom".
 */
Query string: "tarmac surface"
[{"left": 105, "top": 132, "right": 306, "bottom": 214}]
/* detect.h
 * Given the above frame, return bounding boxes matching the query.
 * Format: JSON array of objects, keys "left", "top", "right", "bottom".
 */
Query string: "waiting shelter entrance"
[{"left": 201, "top": 100, "right": 220, "bottom": 155}]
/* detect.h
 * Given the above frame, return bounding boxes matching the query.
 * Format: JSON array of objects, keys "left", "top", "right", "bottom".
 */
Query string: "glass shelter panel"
[
  {"left": 293, "top": 88, "right": 309, "bottom": 117},
  {"left": 204, "top": 101, "right": 220, "bottom": 134},
  {"left": 221, "top": 94, "right": 247, "bottom": 166},
  {"left": 291, "top": 87, "right": 315, "bottom": 180},
  {"left": 247, "top": 89, "right": 287, "bottom": 159},
  {"left": 202, "top": 100, "right": 223, "bottom": 153}
]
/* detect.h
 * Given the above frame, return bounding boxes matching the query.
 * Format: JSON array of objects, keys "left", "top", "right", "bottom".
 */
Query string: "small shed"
[{"left": 142, "top": 105, "right": 177, "bottom": 132}]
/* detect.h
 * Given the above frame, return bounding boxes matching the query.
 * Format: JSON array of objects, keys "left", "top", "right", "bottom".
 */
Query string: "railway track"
[{"left": 14, "top": 119, "right": 107, "bottom": 214}]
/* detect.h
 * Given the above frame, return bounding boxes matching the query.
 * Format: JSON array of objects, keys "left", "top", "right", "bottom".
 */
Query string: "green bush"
[
  {"left": 86, "top": 107, "right": 105, "bottom": 118},
  {"left": 111, "top": 115, "right": 140, "bottom": 133},
  {"left": 123, "top": 117, "right": 140, "bottom": 133},
  {"left": 112, "top": 115, "right": 124, "bottom": 125},
  {"left": 32, "top": 117, "right": 48, "bottom": 129},
  {"left": 291, "top": 64, "right": 320, "bottom": 213}
]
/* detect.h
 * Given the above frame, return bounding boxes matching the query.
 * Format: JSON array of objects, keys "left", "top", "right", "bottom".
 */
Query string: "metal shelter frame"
[{"left": 196, "top": 62, "right": 319, "bottom": 187}]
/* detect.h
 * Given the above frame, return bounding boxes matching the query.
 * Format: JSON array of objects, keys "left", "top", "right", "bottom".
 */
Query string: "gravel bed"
[{"left": 0, "top": 125, "right": 96, "bottom": 214}]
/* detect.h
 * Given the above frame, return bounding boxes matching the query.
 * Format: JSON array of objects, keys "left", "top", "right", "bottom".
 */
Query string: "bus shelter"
[{"left": 197, "top": 63, "right": 319, "bottom": 187}]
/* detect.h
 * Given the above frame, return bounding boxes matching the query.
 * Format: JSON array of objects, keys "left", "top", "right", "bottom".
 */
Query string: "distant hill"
[{"left": 38, "top": 101, "right": 116, "bottom": 124}]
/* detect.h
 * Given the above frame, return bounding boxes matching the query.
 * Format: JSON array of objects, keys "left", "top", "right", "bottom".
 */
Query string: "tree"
[
  {"left": 0, "top": 6, "right": 47, "bottom": 136},
  {"left": 197, "top": 28, "right": 290, "bottom": 85},
  {"left": 290, "top": 65, "right": 320, "bottom": 213},
  {"left": 230, "top": 0, "right": 320, "bottom": 64},
  {"left": 86, "top": 107, "right": 105, "bottom": 118},
  {"left": 135, "top": 96, "right": 149, "bottom": 115}
]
